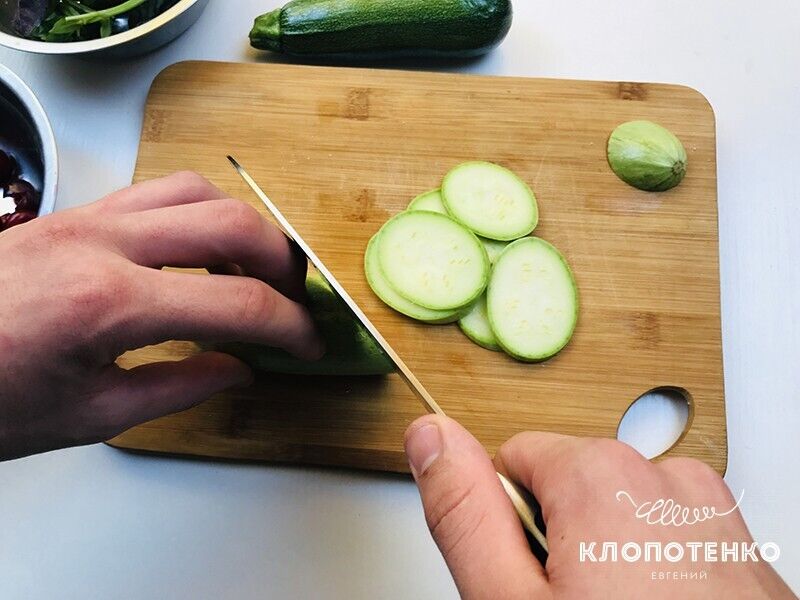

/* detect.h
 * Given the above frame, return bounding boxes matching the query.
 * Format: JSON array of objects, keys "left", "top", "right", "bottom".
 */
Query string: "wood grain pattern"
[{"left": 109, "top": 61, "right": 726, "bottom": 474}]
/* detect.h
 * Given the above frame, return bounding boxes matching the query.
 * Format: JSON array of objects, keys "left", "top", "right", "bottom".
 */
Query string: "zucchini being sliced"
[
  {"left": 488, "top": 238, "right": 578, "bottom": 361},
  {"left": 377, "top": 210, "right": 490, "bottom": 311},
  {"left": 222, "top": 274, "right": 394, "bottom": 376},
  {"left": 442, "top": 161, "right": 538, "bottom": 241}
]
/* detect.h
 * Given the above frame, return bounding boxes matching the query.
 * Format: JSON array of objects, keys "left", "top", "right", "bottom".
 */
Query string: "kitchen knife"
[{"left": 227, "top": 155, "right": 548, "bottom": 556}]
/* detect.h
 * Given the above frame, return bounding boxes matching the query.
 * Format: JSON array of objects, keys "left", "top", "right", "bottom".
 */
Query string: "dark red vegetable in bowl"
[
  {"left": 7, "top": 179, "right": 40, "bottom": 212},
  {"left": 0, "top": 145, "right": 42, "bottom": 232},
  {"left": 0, "top": 210, "right": 36, "bottom": 230},
  {"left": 0, "top": 149, "right": 18, "bottom": 187}
]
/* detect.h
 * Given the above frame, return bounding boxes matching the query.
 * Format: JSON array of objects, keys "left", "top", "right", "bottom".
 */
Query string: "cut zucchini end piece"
[
  {"left": 377, "top": 211, "right": 490, "bottom": 311},
  {"left": 408, "top": 189, "right": 447, "bottom": 214},
  {"left": 442, "top": 161, "right": 539, "bottom": 241},
  {"left": 488, "top": 237, "right": 579, "bottom": 362},
  {"left": 364, "top": 233, "right": 464, "bottom": 324}
]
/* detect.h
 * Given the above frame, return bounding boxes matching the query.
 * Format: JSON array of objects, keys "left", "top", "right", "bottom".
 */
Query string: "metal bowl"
[
  {"left": 0, "top": 63, "right": 57, "bottom": 218},
  {"left": 0, "top": 0, "right": 209, "bottom": 58}
]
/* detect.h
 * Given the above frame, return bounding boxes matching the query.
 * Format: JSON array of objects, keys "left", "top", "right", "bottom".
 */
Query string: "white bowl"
[
  {"left": 0, "top": 64, "right": 58, "bottom": 218},
  {"left": 0, "top": 0, "right": 209, "bottom": 58}
]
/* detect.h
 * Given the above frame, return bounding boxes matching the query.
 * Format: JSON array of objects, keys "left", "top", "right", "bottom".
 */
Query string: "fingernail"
[{"left": 405, "top": 423, "right": 442, "bottom": 477}]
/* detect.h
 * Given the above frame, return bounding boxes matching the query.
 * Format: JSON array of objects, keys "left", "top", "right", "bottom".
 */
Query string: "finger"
[
  {"left": 495, "top": 433, "right": 652, "bottom": 525},
  {"left": 494, "top": 431, "right": 572, "bottom": 520},
  {"left": 115, "top": 198, "right": 308, "bottom": 302},
  {"left": 658, "top": 457, "right": 749, "bottom": 530},
  {"left": 96, "top": 352, "right": 253, "bottom": 435},
  {"left": 209, "top": 263, "right": 245, "bottom": 277},
  {"left": 94, "top": 171, "right": 227, "bottom": 214},
  {"left": 405, "top": 416, "right": 549, "bottom": 599},
  {"left": 132, "top": 268, "right": 324, "bottom": 360}
]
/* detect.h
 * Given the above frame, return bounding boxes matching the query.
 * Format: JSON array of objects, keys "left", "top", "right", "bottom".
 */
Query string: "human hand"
[
  {"left": 405, "top": 416, "right": 795, "bottom": 599},
  {"left": 0, "top": 172, "right": 324, "bottom": 461}
]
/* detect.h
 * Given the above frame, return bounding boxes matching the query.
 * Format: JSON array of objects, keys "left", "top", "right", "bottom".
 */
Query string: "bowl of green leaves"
[{"left": 0, "top": 0, "right": 209, "bottom": 57}]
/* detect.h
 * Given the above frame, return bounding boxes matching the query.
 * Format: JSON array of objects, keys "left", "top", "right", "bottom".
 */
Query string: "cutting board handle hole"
[{"left": 617, "top": 387, "right": 693, "bottom": 459}]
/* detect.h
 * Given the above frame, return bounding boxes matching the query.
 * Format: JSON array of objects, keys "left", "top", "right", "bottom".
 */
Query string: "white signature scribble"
[{"left": 615, "top": 489, "right": 745, "bottom": 527}]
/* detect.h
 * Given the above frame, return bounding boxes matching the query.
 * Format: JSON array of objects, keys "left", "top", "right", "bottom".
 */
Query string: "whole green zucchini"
[{"left": 250, "top": 0, "right": 513, "bottom": 58}]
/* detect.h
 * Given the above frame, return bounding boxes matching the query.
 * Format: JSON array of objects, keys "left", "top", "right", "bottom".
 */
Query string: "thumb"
[{"left": 405, "top": 415, "right": 549, "bottom": 600}]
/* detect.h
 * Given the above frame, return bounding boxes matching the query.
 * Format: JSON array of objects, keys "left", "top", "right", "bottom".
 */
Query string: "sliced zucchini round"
[
  {"left": 458, "top": 293, "right": 501, "bottom": 351},
  {"left": 377, "top": 210, "right": 490, "bottom": 311},
  {"left": 481, "top": 237, "right": 509, "bottom": 264},
  {"left": 442, "top": 161, "right": 539, "bottom": 241},
  {"left": 408, "top": 189, "right": 447, "bottom": 214},
  {"left": 364, "top": 234, "right": 464, "bottom": 324},
  {"left": 488, "top": 237, "right": 578, "bottom": 361}
]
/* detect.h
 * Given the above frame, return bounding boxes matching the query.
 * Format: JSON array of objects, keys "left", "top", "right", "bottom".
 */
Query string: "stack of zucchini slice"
[{"left": 366, "top": 161, "right": 579, "bottom": 362}]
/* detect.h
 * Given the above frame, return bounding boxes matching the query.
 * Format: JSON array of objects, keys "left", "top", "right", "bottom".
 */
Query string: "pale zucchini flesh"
[
  {"left": 408, "top": 188, "right": 510, "bottom": 263},
  {"left": 364, "top": 234, "right": 463, "bottom": 324},
  {"left": 488, "top": 238, "right": 578, "bottom": 361},
  {"left": 408, "top": 189, "right": 447, "bottom": 214},
  {"left": 458, "top": 293, "right": 501, "bottom": 351},
  {"left": 377, "top": 211, "right": 490, "bottom": 311},
  {"left": 481, "top": 238, "right": 509, "bottom": 264},
  {"left": 442, "top": 161, "right": 539, "bottom": 241}
]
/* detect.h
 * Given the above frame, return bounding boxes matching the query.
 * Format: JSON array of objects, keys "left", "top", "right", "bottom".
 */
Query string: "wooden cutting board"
[{"left": 109, "top": 61, "right": 726, "bottom": 474}]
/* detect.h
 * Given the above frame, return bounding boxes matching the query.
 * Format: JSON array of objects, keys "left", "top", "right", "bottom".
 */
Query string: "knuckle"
[
  {"left": 68, "top": 266, "right": 126, "bottom": 316},
  {"left": 215, "top": 199, "right": 264, "bottom": 239},
  {"left": 234, "top": 280, "right": 276, "bottom": 325},
  {"left": 496, "top": 432, "right": 528, "bottom": 469},
  {"left": 586, "top": 437, "right": 644, "bottom": 466},
  {"left": 661, "top": 457, "right": 723, "bottom": 485},
  {"left": 424, "top": 479, "right": 488, "bottom": 557},
  {"left": 39, "top": 218, "right": 83, "bottom": 245},
  {"left": 70, "top": 279, "right": 108, "bottom": 316},
  {"left": 171, "top": 170, "right": 211, "bottom": 191},
  {"left": 499, "top": 431, "right": 535, "bottom": 458}
]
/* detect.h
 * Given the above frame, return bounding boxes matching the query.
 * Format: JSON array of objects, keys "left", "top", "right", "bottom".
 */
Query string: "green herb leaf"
[
  {"left": 47, "top": 17, "right": 83, "bottom": 35},
  {"left": 31, "top": 0, "right": 179, "bottom": 43}
]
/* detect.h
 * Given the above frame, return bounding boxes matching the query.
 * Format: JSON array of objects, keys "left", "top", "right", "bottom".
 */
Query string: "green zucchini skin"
[
  {"left": 250, "top": 0, "right": 513, "bottom": 58},
  {"left": 221, "top": 274, "right": 394, "bottom": 376}
]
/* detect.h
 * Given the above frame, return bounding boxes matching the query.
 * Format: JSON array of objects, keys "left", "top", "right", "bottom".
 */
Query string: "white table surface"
[{"left": 1, "top": 1, "right": 798, "bottom": 597}]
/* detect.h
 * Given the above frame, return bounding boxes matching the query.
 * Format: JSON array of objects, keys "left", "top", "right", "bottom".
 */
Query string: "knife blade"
[
  {"left": 227, "top": 155, "right": 445, "bottom": 416},
  {"left": 227, "top": 155, "right": 548, "bottom": 555}
]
